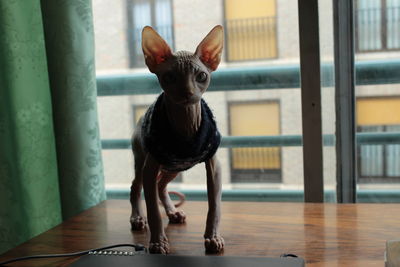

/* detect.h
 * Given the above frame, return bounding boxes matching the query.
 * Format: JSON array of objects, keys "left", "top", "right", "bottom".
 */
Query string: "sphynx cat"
[{"left": 129, "top": 25, "right": 224, "bottom": 254}]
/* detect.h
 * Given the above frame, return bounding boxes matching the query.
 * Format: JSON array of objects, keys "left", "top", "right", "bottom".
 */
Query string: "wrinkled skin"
[{"left": 129, "top": 25, "right": 224, "bottom": 254}]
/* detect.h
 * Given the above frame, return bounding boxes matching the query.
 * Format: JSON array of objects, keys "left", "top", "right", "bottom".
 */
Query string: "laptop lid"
[{"left": 68, "top": 253, "right": 305, "bottom": 267}]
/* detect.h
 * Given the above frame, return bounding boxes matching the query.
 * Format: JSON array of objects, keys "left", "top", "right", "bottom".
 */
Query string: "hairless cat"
[{"left": 129, "top": 25, "right": 224, "bottom": 254}]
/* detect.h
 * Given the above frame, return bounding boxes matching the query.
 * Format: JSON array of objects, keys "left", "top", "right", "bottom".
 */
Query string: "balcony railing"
[
  {"left": 97, "top": 60, "right": 400, "bottom": 96},
  {"left": 225, "top": 16, "right": 277, "bottom": 61},
  {"left": 358, "top": 125, "right": 400, "bottom": 181},
  {"left": 98, "top": 60, "right": 400, "bottom": 154},
  {"left": 97, "top": 60, "right": 400, "bottom": 202}
]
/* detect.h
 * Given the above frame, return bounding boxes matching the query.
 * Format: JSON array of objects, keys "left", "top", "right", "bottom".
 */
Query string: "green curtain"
[
  {"left": 40, "top": 0, "right": 106, "bottom": 219},
  {"left": 0, "top": 0, "right": 106, "bottom": 254}
]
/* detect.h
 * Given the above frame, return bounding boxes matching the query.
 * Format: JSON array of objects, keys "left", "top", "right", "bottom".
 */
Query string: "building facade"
[{"left": 94, "top": 0, "right": 400, "bottom": 190}]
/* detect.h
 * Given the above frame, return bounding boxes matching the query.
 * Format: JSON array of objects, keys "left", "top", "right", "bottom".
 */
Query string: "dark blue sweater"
[{"left": 141, "top": 93, "right": 221, "bottom": 172}]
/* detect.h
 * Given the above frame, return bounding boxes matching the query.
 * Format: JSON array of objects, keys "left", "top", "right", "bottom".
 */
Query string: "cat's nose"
[
  {"left": 181, "top": 89, "right": 200, "bottom": 104},
  {"left": 183, "top": 80, "right": 195, "bottom": 95},
  {"left": 186, "top": 90, "right": 195, "bottom": 97}
]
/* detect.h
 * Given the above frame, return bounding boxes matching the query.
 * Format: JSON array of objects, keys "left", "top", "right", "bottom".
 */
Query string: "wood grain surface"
[{"left": 1, "top": 200, "right": 399, "bottom": 266}]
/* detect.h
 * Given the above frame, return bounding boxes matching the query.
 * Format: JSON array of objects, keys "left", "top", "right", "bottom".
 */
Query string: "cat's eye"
[
  {"left": 196, "top": 72, "right": 207, "bottom": 83},
  {"left": 162, "top": 72, "right": 176, "bottom": 84}
]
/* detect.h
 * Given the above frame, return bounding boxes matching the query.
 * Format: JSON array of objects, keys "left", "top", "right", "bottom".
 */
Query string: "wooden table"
[{"left": 1, "top": 200, "right": 399, "bottom": 266}]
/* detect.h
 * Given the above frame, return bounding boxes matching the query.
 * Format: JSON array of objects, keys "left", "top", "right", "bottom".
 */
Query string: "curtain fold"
[
  {"left": 0, "top": 0, "right": 105, "bottom": 254},
  {"left": 0, "top": 1, "right": 62, "bottom": 254},
  {"left": 41, "top": 0, "right": 106, "bottom": 220}
]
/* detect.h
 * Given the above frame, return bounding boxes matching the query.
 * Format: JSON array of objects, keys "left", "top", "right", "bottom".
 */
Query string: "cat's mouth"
[
  {"left": 165, "top": 92, "right": 201, "bottom": 106},
  {"left": 175, "top": 95, "right": 201, "bottom": 105}
]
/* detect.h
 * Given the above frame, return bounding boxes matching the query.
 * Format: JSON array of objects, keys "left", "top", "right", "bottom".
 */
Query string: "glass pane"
[
  {"left": 94, "top": 0, "right": 306, "bottom": 201},
  {"left": 319, "top": 1, "right": 336, "bottom": 202},
  {"left": 386, "top": 125, "right": 400, "bottom": 177},
  {"left": 225, "top": 0, "right": 277, "bottom": 60},
  {"left": 355, "top": 0, "right": 400, "bottom": 202},
  {"left": 356, "top": 0, "right": 382, "bottom": 51},
  {"left": 132, "top": 1, "right": 151, "bottom": 59},
  {"left": 360, "top": 145, "right": 384, "bottom": 176},
  {"left": 387, "top": 0, "right": 400, "bottom": 49},
  {"left": 154, "top": 0, "right": 174, "bottom": 48},
  {"left": 229, "top": 101, "right": 281, "bottom": 182},
  {"left": 359, "top": 126, "right": 384, "bottom": 178}
]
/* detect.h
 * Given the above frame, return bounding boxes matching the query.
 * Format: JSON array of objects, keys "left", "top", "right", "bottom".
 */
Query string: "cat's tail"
[{"left": 169, "top": 191, "right": 186, "bottom": 207}]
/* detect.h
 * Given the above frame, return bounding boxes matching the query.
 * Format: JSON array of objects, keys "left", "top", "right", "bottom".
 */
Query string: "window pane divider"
[
  {"left": 334, "top": 0, "right": 357, "bottom": 203},
  {"left": 298, "top": 0, "right": 324, "bottom": 202}
]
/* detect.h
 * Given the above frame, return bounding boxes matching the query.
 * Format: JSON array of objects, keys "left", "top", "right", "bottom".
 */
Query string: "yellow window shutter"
[
  {"left": 357, "top": 97, "right": 400, "bottom": 126},
  {"left": 225, "top": 0, "right": 277, "bottom": 61},
  {"left": 229, "top": 101, "right": 281, "bottom": 169}
]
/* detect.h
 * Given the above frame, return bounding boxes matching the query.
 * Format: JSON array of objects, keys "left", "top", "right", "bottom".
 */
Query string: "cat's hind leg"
[{"left": 158, "top": 171, "right": 186, "bottom": 224}]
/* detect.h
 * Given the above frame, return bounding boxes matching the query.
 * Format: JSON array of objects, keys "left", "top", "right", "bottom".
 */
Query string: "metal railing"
[
  {"left": 97, "top": 60, "right": 400, "bottom": 96},
  {"left": 100, "top": 132, "right": 400, "bottom": 150},
  {"left": 98, "top": 60, "right": 400, "bottom": 148},
  {"left": 358, "top": 125, "right": 400, "bottom": 180},
  {"left": 98, "top": 61, "right": 400, "bottom": 150},
  {"left": 97, "top": 60, "right": 400, "bottom": 201},
  {"left": 225, "top": 16, "right": 277, "bottom": 61}
]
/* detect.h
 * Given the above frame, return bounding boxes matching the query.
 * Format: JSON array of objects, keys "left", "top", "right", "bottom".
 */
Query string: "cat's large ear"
[
  {"left": 142, "top": 26, "right": 172, "bottom": 73},
  {"left": 195, "top": 25, "right": 224, "bottom": 71}
]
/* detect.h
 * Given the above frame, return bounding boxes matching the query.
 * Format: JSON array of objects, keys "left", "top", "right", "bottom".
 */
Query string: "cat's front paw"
[
  {"left": 167, "top": 210, "right": 186, "bottom": 224},
  {"left": 149, "top": 237, "right": 170, "bottom": 254},
  {"left": 204, "top": 234, "right": 224, "bottom": 253},
  {"left": 130, "top": 215, "right": 147, "bottom": 231}
]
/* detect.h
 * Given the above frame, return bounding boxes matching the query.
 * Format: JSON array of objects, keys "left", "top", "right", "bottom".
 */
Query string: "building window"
[
  {"left": 357, "top": 97, "right": 400, "bottom": 182},
  {"left": 224, "top": 0, "right": 277, "bottom": 61},
  {"left": 127, "top": 0, "right": 174, "bottom": 68},
  {"left": 355, "top": 0, "right": 400, "bottom": 52},
  {"left": 228, "top": 101, "right": 282, "bottom": 183}
]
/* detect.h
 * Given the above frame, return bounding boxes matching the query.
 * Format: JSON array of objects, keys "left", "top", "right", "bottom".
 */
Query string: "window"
[
  {"left": 228, "top": 101, "right": 282, "bottom": 183},
  {"left": 127, "top": 0, "right": 174, "bottom": 67},
  {"left": 94, "top": 0, "right": 400, "bottom": 202},
  {"left": 357, "top": 97, "right": 400, "bottom": 182},
  {"left": 224, "top": 0, "right": 277, "bottom": 61},
  {"left": 355, "top": 0, "right": 400, "bottom": 52}
]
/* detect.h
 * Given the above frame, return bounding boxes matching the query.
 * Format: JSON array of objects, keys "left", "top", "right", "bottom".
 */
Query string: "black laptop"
[{"left": 68, "top": 251, "right": 305, "bottom": 267}]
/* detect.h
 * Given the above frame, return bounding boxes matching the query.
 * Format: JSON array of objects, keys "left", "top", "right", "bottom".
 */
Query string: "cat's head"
[{"left": 142, "top": 25, "right": 223, "bottom": 106}]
